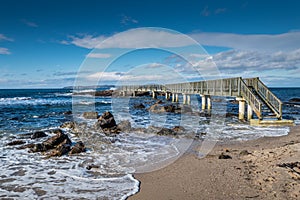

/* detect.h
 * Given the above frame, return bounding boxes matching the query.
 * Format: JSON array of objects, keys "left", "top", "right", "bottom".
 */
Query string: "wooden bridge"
[{"left": 117, "top": 77, "right": 294, "bottom": 126}]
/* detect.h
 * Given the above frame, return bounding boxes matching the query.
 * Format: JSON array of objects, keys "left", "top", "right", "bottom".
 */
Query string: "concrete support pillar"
[
  {"left": 172, "top": 93, "right": 175, "bottom": 102},
  {"left": 123, "top": 91, "right": 126, "bottom": 97},
  {"left": 187, "top": 95, "right": 191, "bottom": 105},
  {"left": 247, "top": 104, "right": 253, "bottom": 120},
  {"left": 237, "top": 98, "right": 245, "bottom": 120},
  {"left": 201, "top": 95, "right": 206, "bottom": 110},
  {"left": 175, "top": 94, "right": 179, "bottom": 102},
  {"left": 183, "top": 94, "right": 187, "bottom": 104},
  {"left": 165, "top": 92, "right": 169, "bottom": 100},
  {"left": 132, "top": 91, "right": 136, "bottom": 97},
  {"left": 152, "top": 91, "right": 157, "bottom": 99},
  {"left": 207, "top": 95, "right": 212, "bottom": 110}
]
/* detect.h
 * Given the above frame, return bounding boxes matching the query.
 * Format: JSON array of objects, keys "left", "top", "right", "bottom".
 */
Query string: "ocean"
[{"left": 0, "top": 87, "right": 299, "bottom": 199}]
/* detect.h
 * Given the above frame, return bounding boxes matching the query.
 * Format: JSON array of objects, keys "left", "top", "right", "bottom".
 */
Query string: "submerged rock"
[
  {"left": 157, "top": 128, "right": 176, "bottom": 136},
  {"left": 135, "top": 91, "right": 150, "bottom": 96},
  {"left": 31, "top": 131, "right": 47, "bottom": 139},
  {"left": 7, "top": 140, "right": 26, "bottom": 146},
  {"left": 134, "top": 103, "right": 146, "bottom": 109},
  {"left": 289, "top": 98, "right": 300, "bottom": 103},
  {"left": 47, "top": 139, "right": 71, "bottom": 157},
  {"left": 69, "top": 141, "right": 86, "bottom": 155}
]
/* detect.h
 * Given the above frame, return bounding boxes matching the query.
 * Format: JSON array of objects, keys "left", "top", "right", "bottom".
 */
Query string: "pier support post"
[
  {"left": 247, "top": 104, "right": 253, "bottom": 120},
  {"left": 183, "top": 94, "right": 187, "bottom": 104},
  {"left": 201, "top": 95, "right": 206, "bottom": 110},
  {"left": 152, "top": 91, "right": 157, "bottom": 99},
  {"left": 165, "top": 92, "right": 170, "bottom": 100},
  {"left": 187, "top": 95, "right": 191, "bottom": 105},
  {"left": 175, "top": 93, "right": 179, "bottom": 102},
  {"left": 132, "top": 91, "right": 136, "bottom": 97},
  {"left": 207, "top": 95, "right": 211, "bottom": 110},
  {"left": 172, "top": 93, "right": 175, "bottom": 102},
  {"left": 123, "top": 91, "right": 126, "bottom": 97},
  {"left": 237, "top": 97, "right": 245, "bottom": 120}
]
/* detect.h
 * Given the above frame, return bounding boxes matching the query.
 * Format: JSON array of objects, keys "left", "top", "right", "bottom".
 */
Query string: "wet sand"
[{"left": 129, "top": 125, "right": 300, "bottom": 200}]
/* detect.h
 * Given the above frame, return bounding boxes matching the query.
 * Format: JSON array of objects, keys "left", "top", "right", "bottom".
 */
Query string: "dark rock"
[
  {"left": 135, "top": 91, "right": 150, "bottom": 96},
  {"left": 83, "top": 112, "right": 99, "bottom": 119},
  {"left": 10, "top": 117, "right": 20, "bottom": 121},
  {"left": 240, "top": 150, "right": 251, "bottom": 156},
  {"left": 289, "top": 98, "right": 300, "bottom": 103},
  {"left": 86, "top": 164, "right": 100, "bottom": 170},
  {"left": 69, "top": 141, "right": 86, "bottom": 155},
  {"left": 95, "top": 90, "right": 113, "bottom": 96},
  {"left": 60, "top": 121, "right": 77, "bottom": 130},
  {"left": 7, "top": 140, "right": 26, "bottom": 146},
  {"left": 47, "top": 139, "right": 71, "bottom": 157},
  {"left": 96, "top": 111, "right": 117, "bottom": 129},
  {"left": 18, "top": 143, "right": 35, "bottom": 149},
  {"left": 172, "top": 126, "right": 185, "bottom": 133},
  {"left": 218, "top": 153, "right": 232, "bottom": 159},
  {"left": 31, "top": 131, "right": 47, "bottom": 139},
  {"left": 117, "top": 120, "right": 132, "bottom": 132},
  {"left": 157, "top": 128, "right": 176, "bottom": 136},
  {"left": 155, "top": 100, "right": 163, "bottom": 104},
  {"left": 134, "top": 103, "right": 146, "bottom": 109},
  {"left": 63, "top": 111, "right": 72, "bottom": 115},
  {"left": 164, "top": 105, "right": 176, "bottom": 112},
  {"left": 41, "top": 129, "right": 72, "bottom": 151},
  {"left": 229, "top": 100, "right": 239, "bottom": 104},
  {"left": 31, "top": 143, "right": 48, "bottom": 152}
]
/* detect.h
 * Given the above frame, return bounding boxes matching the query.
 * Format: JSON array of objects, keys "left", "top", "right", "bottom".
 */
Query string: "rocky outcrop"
[
  {"left": 17, "top": 129, "right": 85, "bottom": 157},
  {"left": 31, "top": 131, "right": 47, "bottom": 139},
  {"left": 94, "top": 111, "right": 119, "bottom": 135},
  {"left": 134, "top": 103, "right": 146, "bottom": 109},
  {"left": 135, "top": 91, "right": 150, "bottom": 96},
  {"left": 289, "top": 98, "right": 300, "bottom": 103},
  {"left": 69, "top": 141, "right": 86, "bottom": 155},
  {"left": 7, "top": 140, "right": 26, "bottom": 146}
]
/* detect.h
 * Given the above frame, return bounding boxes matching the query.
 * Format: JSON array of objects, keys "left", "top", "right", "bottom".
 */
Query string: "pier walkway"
[{"left": 118, "top": 77, "right": 293, "bottom": 126}]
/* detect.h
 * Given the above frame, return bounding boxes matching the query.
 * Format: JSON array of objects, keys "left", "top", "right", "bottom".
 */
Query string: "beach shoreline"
[{"left": 129, "top": 125, "right": 300, "bottom": 200}]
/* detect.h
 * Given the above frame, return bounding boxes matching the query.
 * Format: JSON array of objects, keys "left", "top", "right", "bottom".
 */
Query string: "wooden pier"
[{"left": 117, "top": 77, "right": 294, "bottom": 126}]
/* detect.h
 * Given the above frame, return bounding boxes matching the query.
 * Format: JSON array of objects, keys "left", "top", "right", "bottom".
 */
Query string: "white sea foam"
[{"left": 0, "top": 97, "right": 70, "bottom": 106}]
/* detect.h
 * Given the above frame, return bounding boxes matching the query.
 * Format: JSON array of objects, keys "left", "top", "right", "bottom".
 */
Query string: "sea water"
[{"left": 0, "top": 87, "right": 299, "bottom": 199}]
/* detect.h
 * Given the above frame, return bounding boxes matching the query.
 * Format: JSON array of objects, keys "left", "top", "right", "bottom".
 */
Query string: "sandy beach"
[{"left": 129, "top": 125, "right": 300, "bottom": 200}]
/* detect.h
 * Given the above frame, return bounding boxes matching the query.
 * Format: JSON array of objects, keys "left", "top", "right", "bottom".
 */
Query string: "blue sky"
[{"left": 0, "top": 0, "right": 300, "bottom": 88}]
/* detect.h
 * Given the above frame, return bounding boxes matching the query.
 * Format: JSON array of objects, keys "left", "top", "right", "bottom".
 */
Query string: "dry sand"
[{"left": 129, "top": 125, "right": 300, "bottom": 200}]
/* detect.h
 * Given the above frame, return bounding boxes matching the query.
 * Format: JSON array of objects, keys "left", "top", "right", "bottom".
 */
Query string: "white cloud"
[
  {"left": 61, "top": 29, "right": 195, "bottom": 49},
  {"left": 86, "top": 53, "right": 112, "bottom": 58},
  {"left": 21, "top": 19, "right": 38, "bottom": 27},
  {"left": 190, "top": 31, "right": 300, "bottom": 52},
  {"left": 62, "top": 29, "right": 300, "bottom": 53},
  {"left": 62, "top": 34, "right": 106, "bottom": 49},
  {"left": 0, "top": 34, "right": 13, "bottom": 42},
  {"left": 0, "top": 47, "right": 11, "bottom": 55}
]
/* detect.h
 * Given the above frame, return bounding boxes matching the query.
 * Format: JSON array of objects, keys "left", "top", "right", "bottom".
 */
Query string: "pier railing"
[
  {"left": 117, "top": 76, "right": 283, "bottom": 119},
  {"left": 239, "top": 78, "right": 262, "bottom": 119},
  {"left": 243, "top": 78, "right": 282, "bottom": 119}
]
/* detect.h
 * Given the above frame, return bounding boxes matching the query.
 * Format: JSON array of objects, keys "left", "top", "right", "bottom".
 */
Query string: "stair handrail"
[
  {"left": 239, "top": 78, "right": 262, "bottom": 119},
  {"left": 255, "top": 78, "right": 283, "bottom": 119}
]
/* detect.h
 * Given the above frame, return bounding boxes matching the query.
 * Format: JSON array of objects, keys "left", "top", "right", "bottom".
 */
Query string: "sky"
[{"left": 0, "top": 0, "right": 300, "bottom": 88}]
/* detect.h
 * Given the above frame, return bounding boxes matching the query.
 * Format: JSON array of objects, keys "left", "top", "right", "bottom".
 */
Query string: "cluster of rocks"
[{"left": 7, "top": 129, "right": 86, "bottom": 158}]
